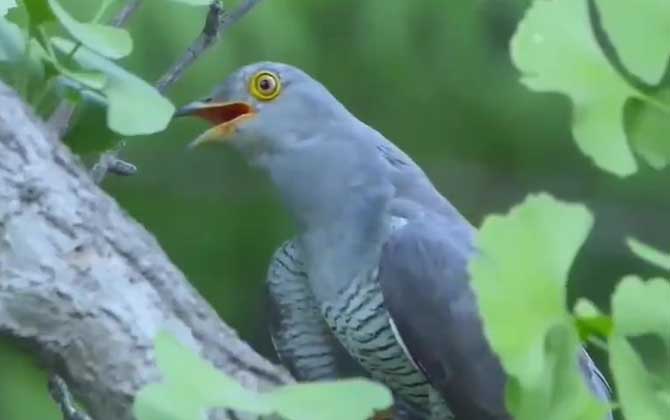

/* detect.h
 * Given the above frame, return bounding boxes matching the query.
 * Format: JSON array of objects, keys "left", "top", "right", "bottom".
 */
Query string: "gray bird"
[{"left": 176, "top": 62, "right": 612, "bottom": 420}]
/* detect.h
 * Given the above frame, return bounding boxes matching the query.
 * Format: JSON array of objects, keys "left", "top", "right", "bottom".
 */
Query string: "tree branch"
[{"left": 0, "top": 82, "right": 291, "bottom": 420}]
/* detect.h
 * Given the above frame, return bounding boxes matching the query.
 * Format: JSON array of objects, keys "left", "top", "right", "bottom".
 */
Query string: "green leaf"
[
  {"left": 23, "top": 0, "right": 56, "bottom": 29},
  {"left": 1, "top": 0, "right": 16, "bottom": 17},
  {"left": 51, "top": 37, "right": 174, "bottom": 136},
  {"left": 610, "top": 276, "right": 670, "bottom": 420},
  {"left": 470, "top": 193, "right": 593, "bottom": 380},
  {"left": 627, "top": 238, "right": 670, "bottom": 271},
  {"left": 47, "top": 0, "right": 132, "bottom": 59},
  {"left": 573, "top": 298, "right": 613, "bottom": 341},
  {"left": 134, "top": 332, "right": 392, "bottom": 420},
  {"left": 511, "top": 0, "right": 640, "bottom": 176},
  {"left": 470, "top": 193, "right": 607, "bottom": 419},
  {"left": 594, "top": 0, "right": 670, "bottom": 85},
  {"left": 626, "top": 90, "right": 670, "bottom": 170},
  {"left": 0, "top": 16, "right": 24, "bottom": 61},
  {"left": 510, "top": 325, "right": 608, "bottom": 420},
  {"left": 134, "top": 333, "right": 272, "bottom": 420},
  {"left": 267, "top": 380, "right": 392, "bottom": 420},
  {"left": 29, "top": 36, "right": 105, "bottom": 90}
]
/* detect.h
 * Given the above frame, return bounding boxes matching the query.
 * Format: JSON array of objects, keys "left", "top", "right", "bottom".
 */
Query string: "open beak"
[{"left": 174, "top": 100, "right": 256, "bottom": 148}]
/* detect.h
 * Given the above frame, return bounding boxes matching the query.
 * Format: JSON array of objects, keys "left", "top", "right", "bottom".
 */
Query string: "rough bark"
[{"left": 0, "top": 82, "right": 292, "bottom": 419}]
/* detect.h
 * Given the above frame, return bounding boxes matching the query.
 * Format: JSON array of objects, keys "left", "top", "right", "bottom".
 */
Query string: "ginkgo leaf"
[
  {"left": 627, "top": 238, "right": 670, "bottom": 271},
  {"left": 134, "top": 333, "right": 271, "bottom": 420},
  {"left": 48, "top": 0, "right": 132, "bottom": 59},
  {"left": 470, "top": 193, "right": 593, "bottom": 381},
  {"left": 625, "top": 90, "right": 670, "bottom": 170},
  {"left": 267, "top": 380, "right": 392, "bottom": 420},
  {"left": 51, "top": 37, "right": 174, "bottom": 136},
  {"left": 134, "top": 332, "right": 392, "bottom": 420},
  {"left": 594, "top": 0, "right": 670, "bottom": 85},
  {"left": 470, "top": 193, "right": 607, "bottom": 420},
  {"left": 610, "top": 276, "right": 670, "bottom": 420},
  {"left": 511, "top": 0, "right": 641, "bottom": 176},
  {"left": 0, "top": 0, "right": 16, "bottom": 17},
  {"left": 0, "top": 16, "right": 23, "bottom": 61},
  {"left": 573, "top": 298, "right": 613, "bottom": 341}
]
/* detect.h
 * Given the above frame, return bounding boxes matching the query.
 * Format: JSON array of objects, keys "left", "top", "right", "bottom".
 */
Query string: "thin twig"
[
  {"left": 110, "top": 0, "right": 142, "bottom": 28},
  {"left": 48, "top": 375, "right": 93, "bottom": 420},
  {"left": 47, "top": 0, "right": 143, "bottom": 138},
  {"left": 154, "top": 0, "right": 227, "bottom": 93},
  {"left": 155, "top": 0, "right": 263, "bottom": 93},
  {"left": 93, "top": 0, "right": 264, "bottom": 184}
]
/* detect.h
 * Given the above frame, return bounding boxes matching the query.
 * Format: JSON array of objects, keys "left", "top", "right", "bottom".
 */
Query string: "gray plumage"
[{"left": 178, "top": 62, "right": 613, "bottom": 420}]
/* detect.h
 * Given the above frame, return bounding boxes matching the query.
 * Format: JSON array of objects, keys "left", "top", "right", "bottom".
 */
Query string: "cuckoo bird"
[{"left": 176, "top": 62, "right": 612, "bottom": 420}]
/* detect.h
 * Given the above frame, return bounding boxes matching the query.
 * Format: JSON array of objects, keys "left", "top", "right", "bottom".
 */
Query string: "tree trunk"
[{"left": 0, "top": 82, "right": 292, "bottom": 420}]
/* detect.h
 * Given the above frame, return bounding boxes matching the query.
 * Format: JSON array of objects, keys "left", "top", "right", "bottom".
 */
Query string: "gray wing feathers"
[
  {"left": 379, "top": 218, "right": 511, "bottom": 420},
  {"left": 580, "top": 350, "right": 614, "bottom": 420},
  {"left": 379, "top": 217, "right": 613, "bottom": 419}
]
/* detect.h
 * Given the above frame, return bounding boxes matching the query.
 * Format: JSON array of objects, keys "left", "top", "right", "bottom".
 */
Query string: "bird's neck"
[
  {"left": 297, "top": 205, "right": 392, "bottom": 303},
  {"left": 261, "top": 140, "right": 395, "bottom": 303}
]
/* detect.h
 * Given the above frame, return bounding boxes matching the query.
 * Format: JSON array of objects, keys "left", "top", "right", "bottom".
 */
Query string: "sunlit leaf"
[
  {"left": 471, "top": 193, "right": 593, "bottom": 380},
  {"left": 573, "top": 298, "right": 612, "bottom": 341},
  {"left": 0, "top": 16, "right": 23, "bottom": 61},
  {"left": 52, "top": 37, "right": 174, "bottom": 136},
  {"left": 610, "top": 276, "right": 670, "bottom": 420},
  {"left": 470, "top": 193, "right": 607, "bottom": 419},
  {"left": 48, "top": 0, "right": 132, "bottom": 59},
  {"left": 627, "top": 238, "right": 670, "bottom": 271},
  {"left": 134, "top": 333, "right": 271, "bottom": 420},
  {"left": 626, "top": 90, "right": 670, "bottom": 170},
  {"left": 30, "top": 36, "right": 106, "bottom": 91},
  {"left": 134, "top": 332, "right": 392, "bottom": 420},
  {"left": 267, "top": 380, "right": 392, "bottom": 420},
  {"left": 511, "top": 0, "right": 641, "bottom": 176},
  {"left": 594, "top": 0, "right": 670, "bottom": 85},
  {"left": 1, "top": 0, "right": 16, "bottom": 17},
  {"left": 23, "top": 0, "right": 56, "bottom": 29}
]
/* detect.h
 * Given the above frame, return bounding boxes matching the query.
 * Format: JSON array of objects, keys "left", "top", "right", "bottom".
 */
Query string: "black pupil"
[{"left": 259, "top": 77, "right": 273, "bottom": 92}]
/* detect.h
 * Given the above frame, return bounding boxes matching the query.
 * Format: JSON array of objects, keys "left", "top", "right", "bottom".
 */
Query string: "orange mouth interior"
[{"left": 195, "top": 102, "right": 254, "bottom": 125}]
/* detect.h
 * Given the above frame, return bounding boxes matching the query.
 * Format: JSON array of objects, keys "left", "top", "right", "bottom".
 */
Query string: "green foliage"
[
  {"left": 627, "top": 238, "right": 670, "bottom": 271},
  {"left": 134, "top": 332, "right": 392, "bottom": 420},
  {"left": 573, "top": 299, "right": 612, "bottom": 342},
  {"left": 489, "top": 4, "right": 670, "bottom": 414},
  {"left": 0, "top": 16, "right": 22, "bottom": 60},
  {"left": 52, "top": 37, "right": 173, "bottom": 135},
  {"left": 47, "top": 0, "right": 132, "bottom": 59},
  {"left": 511, "top": 0, "right": 670, "bottom": 176},
  {"left": 0, "top": 0, "right": 16, "bottom": 17},
  {"left": 593, "top": 0, "right": 670, "bottom": 85},
  {"left": 0, "top": 0, "right": 190, "bottom": 136},
  {"left": 609, "top": 277, "right": 670, "bottom": 420},
  {"left": 470, "top": 194, "right": 608, "bottom": 420}
]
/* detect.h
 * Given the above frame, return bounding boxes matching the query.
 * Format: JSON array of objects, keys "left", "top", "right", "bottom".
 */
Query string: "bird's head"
[
  {"left": 175, "top": 61, "right": 352, "bottom": 160},
  {"left": 176, "top": 61, "right": 396, "bottom": 232}
]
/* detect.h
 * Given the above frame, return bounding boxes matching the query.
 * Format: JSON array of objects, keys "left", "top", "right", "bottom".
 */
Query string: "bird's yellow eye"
[{"left": 250, "top": 71, "right": 281, "bottom": 101}]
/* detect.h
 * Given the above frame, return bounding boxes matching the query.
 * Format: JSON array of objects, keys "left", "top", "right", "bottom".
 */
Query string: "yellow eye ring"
[{"left": 250, "top": 71, "right": 281, "bottom": 101}]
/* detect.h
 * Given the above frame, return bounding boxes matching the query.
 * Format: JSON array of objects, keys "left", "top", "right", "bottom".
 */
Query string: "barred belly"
[{"left": 322, "top": 278, "right": 435, "bottom": 414}]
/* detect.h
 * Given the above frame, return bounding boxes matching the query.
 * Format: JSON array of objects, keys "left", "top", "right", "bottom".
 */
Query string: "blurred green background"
[{"left": 2, "top": 0, "right": 669, "bottom": 418}]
